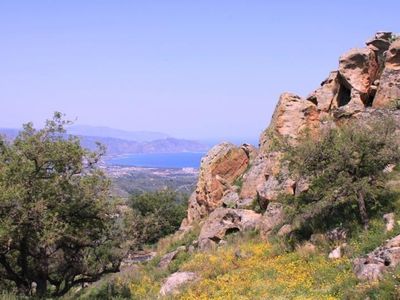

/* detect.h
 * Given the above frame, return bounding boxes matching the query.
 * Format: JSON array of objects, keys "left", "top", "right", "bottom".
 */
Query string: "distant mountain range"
[
  {"left": 0, "top": 127, "right": 209, "bottom": 156},
  {"left": 67, "top": 125, "right": 170, "bottom": 142}
]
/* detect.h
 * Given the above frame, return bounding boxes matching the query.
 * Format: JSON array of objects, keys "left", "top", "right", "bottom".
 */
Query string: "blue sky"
[{"left": 0, "top": 1, "right": 399, "bottom": 141}]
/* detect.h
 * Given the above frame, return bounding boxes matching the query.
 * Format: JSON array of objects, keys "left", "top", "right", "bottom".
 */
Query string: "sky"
[{"left": 0, "top": 1, "right": 399, "bottom": 141}]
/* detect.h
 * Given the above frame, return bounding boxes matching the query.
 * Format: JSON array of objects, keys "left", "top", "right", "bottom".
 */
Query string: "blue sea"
[{"left": 106, "top": 152, "right": 205, "bottom": 168}]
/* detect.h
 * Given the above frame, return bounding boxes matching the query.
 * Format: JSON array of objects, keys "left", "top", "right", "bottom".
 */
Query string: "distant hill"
[
  {"left": 67, "top": 125, "right": 169, "bottom": 142},
  {"left": 79, "top": 136, "right": 209, "bottom": 156},
  {"left": 0, "top": 127, "right": 209, "bottom": 156}
]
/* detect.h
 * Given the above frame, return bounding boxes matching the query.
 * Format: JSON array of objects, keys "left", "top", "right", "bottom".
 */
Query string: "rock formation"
[
  {"left": 181, "top": 142, "right": 250, "bottom": 227},
  {"left": 197, "top": 208, "right": 262, "bottom": 250},
  {"left": 182, "top": 32, "right": 400, "bottom": 234}
]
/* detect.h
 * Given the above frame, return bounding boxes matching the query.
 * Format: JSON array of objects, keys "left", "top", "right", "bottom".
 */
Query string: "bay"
[{"left": 106, "top": 152, "right": 205, "bottom": 168}]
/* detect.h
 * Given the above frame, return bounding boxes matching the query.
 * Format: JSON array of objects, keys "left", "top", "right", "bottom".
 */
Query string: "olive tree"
[
  {"left": 0, "top": 113, "right": 124, "bottom": 297},
  {"left": 286, "top": 118, "right": 400, "bottom": 230}
]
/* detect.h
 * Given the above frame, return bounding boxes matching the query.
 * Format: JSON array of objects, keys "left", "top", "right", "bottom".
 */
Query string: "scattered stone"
[
  {"left": 158, "top": 246, "right": 186, "bottom": 269},
  {"left": 234, "top": 249, "right": 252, "bottom": 259},
  {"left": 353, "top": 234, "right": 400, "bottom": 281},
  {"left": 329, "top": 244, "right": 346, "bottom": 260},
  {"left": 277, "top": 224, "right": 293, "bottom": 237},
  {"left": 383, "top": 213, "right": 395, "bottom": 232},
  {"left": 326, "top": 227, "right": 348, "bottom": 242},
  {"left": 159, "top": 272, "right": 198, "bottom": 296}
]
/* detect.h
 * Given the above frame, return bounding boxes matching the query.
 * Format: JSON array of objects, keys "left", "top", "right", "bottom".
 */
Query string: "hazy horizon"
[{"left": 1, "top": 1, "right": 399, "bottom": 140}]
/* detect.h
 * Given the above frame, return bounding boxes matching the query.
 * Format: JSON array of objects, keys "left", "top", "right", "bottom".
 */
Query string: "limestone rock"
[
  {"left": 260, "top": 202, "right": 285, "bottom": 240},
  {"left": 159, "top": 272, "right": 198, "bottom": 296},
  {"left": 198, "top": 208, "right": 262, "bottom": 250},
  {"left": 353, "top": 234, "right": 400, "bottom": 281},
  {"left": 373, "top": 39, "right": 400, "bottom": 108}
]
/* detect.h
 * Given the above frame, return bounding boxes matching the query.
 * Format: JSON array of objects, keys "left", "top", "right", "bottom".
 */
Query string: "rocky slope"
[{"left": 182, "top": 31, "right": 400, "bottom": 231}]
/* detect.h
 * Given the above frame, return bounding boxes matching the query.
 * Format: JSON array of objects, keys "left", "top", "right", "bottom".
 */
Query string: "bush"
[{"left": 127, "top": 190, "right": 188, "bottom": 246}]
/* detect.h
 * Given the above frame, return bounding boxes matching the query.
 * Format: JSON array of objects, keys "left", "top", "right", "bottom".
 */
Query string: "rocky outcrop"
[
  {"left": 159, "top": 272, "right": 198, "bottom": 296},
  {"left": 339, "top": 47, "right": 378, "bottom": 98},
  {"left": 354, "top": 234, "right": 400, "bottom": 281},
  {"left": 182, "top": 32, "right": 400, "bottom": 243},
  {"left": 182, "top": 142, "right": 250, "bottom": 226},
  {"left": 198, "top": 208, "right": 262, "bottom": 250},
  {"left": 373, "top": 39, "right": 400, "bottom": 108},
  {"left": 260, "top": 93, "right": 320, "bottom": 151}
]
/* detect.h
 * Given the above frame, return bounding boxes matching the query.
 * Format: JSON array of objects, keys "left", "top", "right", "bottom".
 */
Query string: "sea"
[{"left": 106, "top": 152, "right": 205, "bottom": 169}]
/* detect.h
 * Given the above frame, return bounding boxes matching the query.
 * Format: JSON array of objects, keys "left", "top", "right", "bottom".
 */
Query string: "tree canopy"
[{"left": 0, "top": 113, "right": 124, "bottom": 297}]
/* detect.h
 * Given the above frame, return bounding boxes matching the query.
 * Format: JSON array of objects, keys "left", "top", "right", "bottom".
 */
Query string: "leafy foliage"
[
  {"left": 0, "top": 113, "right": 125, "bottom": 297},
  {"left": 284, "top": 118, "right": 400, "bottom": 234},
  {"left": 127, "top": 190, "right": 188, "bottom": 246}
]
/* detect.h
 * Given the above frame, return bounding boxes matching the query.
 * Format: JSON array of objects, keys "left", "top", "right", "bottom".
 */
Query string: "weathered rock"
[
  {"left": 354, "top": 234, "right": 400, "bottom": 281},
  {"left": 338, "top": 47, "right": 378, "bottom": 97},
  {"left": 277, "top": 224, "right": 293, "bottom": 237},
  {"left": 329, "top": 244, "right": 346, "bottom": 260},
  {"left": 198, "top": 208, "right": 262, "bottom": 250},
  {"left": 307, "top": 71, "right": 341, "bottom": 112},
  {"left": 326, "top": 227, "right": 348, "bottom": 243},
  {"left": 183, "top": 143, "right": 249, "bottom": 225},
  {"left": 241, "top": 143, "right": 258, "bottom": 162},
  {"left": 159, "top": 272, "right": 198, "bottom": 296},
  {"left": 260, "top": 93, "right": 320, "bottom": 151},
  {"left": 240, "top": 154, "right": 269, "bottom": 200},
  {"left": 260, "top": 202, "right": 285, "bottom": 240},
  {"left": 221, "top": 190, "right": 240, "bottom": 208},
  {"left": 383, "top": 213, "right": 395, "bottom": 232},
  {"left": 366, "top": 32, "right": 392, "bottom": 73},
  {"left": 373, "top": 39, "right": 400, "bottom": 108},
  {"left": 241, "top": 151, "right": 295, "bottom": 206},
  {"left": 158, "top": 246, "right": 186, "bottom": 269}
]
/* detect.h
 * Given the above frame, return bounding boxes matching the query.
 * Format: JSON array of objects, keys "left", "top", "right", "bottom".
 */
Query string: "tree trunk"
[
  {"left": 36, "top": 277, "right": 48, "bottom": 298},
  {"left": 357, "top": 190, "right": 369, "bottom": 230}
]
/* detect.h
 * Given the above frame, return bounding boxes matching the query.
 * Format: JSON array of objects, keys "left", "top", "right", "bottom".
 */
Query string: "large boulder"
[
  {"left": 159, "top": 272, "right": 198, "bottom": 296},
  {"left": 338, "top": 47, "right": 378, "bottom": 98},
  {"left": 354, "top": 234, "right": 400, "bottom": 281},
  {"left": 260, "top": 93, "right": 320, "bottom": 151},
  {"left": 260, "top": 202, "right": 285, "bottom": 240},
  {"left": 198, "top": 208, "right": 262, "bottom": 250},
  {"left": 182, "top": 143, "right": 250, "bottom": 225},
  {"left": 373, "top": 39, "right": 400, "bottom": 108}
]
